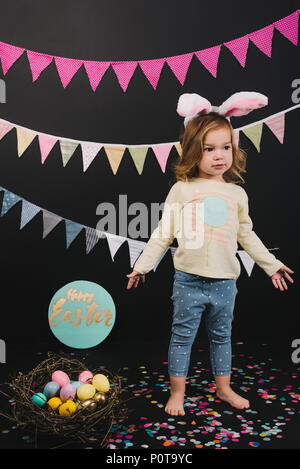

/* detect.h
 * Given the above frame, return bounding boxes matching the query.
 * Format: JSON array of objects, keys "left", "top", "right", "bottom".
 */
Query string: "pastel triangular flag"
[
  {"left": 153, "top": 249, "right": 169, "bottom": 272},
  {"left": 65, "top": 219, "right": 84, "bottom": 248},
  {"left": 26, "top": 50, "right": 53, "bottom": 81},
  {"left": 59, "top": 140, "right": 79, "bottom": 167},
  {"left": 38, "top": 134, "right": 57, "bottom": 164},
  {"left": 104, "top": 146, "right": 125, "bottom": 175},
  {"left": 106, "top": 233, "right": 127, "bottom": 260},
  {"left": 83, "top": 60, "right": 111, "bottom": 91},
  {"left": 274, "top": 11, "right": 299, "bottom": 46},
  {"left": 1, "top": 190, "right": 21, "bottom": 216},
  {"left": 16, "top": 128, "right": 37, "bottom": 157},
  {"left": 151, "top": 144, "right": 173, "bottom": 173},
  {"left": 111, "top": 61, "right": 138, "bottom": 91},
  {"left": 138, "top": 58, "right": 165, "bottom": 89},
  {"left": 42, "top": 210, "right": 63, "bottom": 238},
  {"left": 20, "top": 200, "right": 41, "bottom": 229},
  {"left": 224, "top": 34, "right": 249, "bottom": 67},
  {"left": 264, "top": 114, "right": 285, "bottom": 144},
  {"left": 233, "top": 129, "right": 240, "bottom": 146},
  {"left": 242, "top": 123, "right": 263, "bottom": 152},
  {"left": 127, "top": 239, "right": 146, "bottom": 268},
  {"left": 194, "top": 45, "right": 221, "bottom": 77},
  {"left": 128, "top": 147, "right": 148, "bottom": 175},
  {"left": 54, "top": 56, "right": 83, "bottom": 88},
  {"left": 81, "top": 142, "right": 102, "bottom": 171},
  {"left": 237, "top": 250, "right": 255, "bottom": 277},
  {"left": 174, "top": 143, "right": 182, "bottom": 157},
  {"left": 85, "top": 227, "right": 105, "bottom": 254},
  {"left": 249, "top": 25, "right": 274, "bottom": 57},
  {"left": 170, "top": 246, "right": 177, "bottom": 257},
  {"left": 0, "top": 42, "right": 24, "bottom": 75},
  {"left": 166, "top": 53, "right": 193, "bottom": 85},
  {"left": 0, "top": 120, "right": 14, "bottom": 140}
]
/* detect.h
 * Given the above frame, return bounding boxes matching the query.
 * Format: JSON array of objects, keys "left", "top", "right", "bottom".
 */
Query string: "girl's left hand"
[{"left": 271, "top": 265, "right": 294, "bottom": 291}]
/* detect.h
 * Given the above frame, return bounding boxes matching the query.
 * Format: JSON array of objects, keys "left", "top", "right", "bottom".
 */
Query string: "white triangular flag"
[
  {"left": 237, "top": 250, "right": 255, "bottom": 277},
  {"left": 127, "top": 239, "right": 146, "bottom": 268},
  {"left": 106, "top": 233, "right": 127, "bottom": 261},
  {"left": 42, "top": 210, "right": 63, "bottom": 238}
]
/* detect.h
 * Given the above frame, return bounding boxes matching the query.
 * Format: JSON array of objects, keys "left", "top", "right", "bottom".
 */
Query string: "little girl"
[{"left": 126, "top": 92, "right": 294, "bottom": 416}]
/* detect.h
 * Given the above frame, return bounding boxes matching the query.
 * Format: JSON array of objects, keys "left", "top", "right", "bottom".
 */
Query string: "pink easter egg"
[
  {"left": 60, "top": 383, "right": 76, "bottom": 401},
  {"left": 78, "top": 370, "right": 94, "bottom": 384},
  {"left": 52, "top": 370, "right": 70, "bottom": 388}
]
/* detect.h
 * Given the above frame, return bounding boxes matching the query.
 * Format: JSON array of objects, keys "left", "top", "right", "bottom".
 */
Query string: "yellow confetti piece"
[{"left": 150, "top": 401, "right": 158, "bottom": 404}]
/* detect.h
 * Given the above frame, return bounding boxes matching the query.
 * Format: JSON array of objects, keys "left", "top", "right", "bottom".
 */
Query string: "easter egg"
[
  {"left": 43, "top": 381, "right": 60, "bottom": 398},
  {"left": 78, "top": 371, "right": 93, "bottom": 384},
  {"left": 92, "top": 374, "right": 110, "bottom": 393},
  {"left": 48, "top": 397, "right": 62, "bottom": 410},
  {"left": 94, "top": 392, "right": 108, "bottom": 406},
  {"left": 32, "top": 392, "right": 47, "bottom": 407},
  {"left": 77, "top": 399, "right": 97, "bottom": 412},
  {"left": 52, "top": 370, "right": 70, "bottom": 388},
  {"left": 77, "top": 383, "right": 96, "bottom": 401},
  {"left": 59, "top": 400, "right": 76, "bottom": 417},
  {"left": 60, "top": 383, "right": 76, "bottom": 401},
  {"left": 71, "top": 380, "right": 83, "bottom": 390}
]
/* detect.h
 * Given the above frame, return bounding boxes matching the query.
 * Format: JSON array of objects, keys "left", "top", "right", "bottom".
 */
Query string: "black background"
[{"left": 0, "top": 0, "right": 299, "bottom": 370}]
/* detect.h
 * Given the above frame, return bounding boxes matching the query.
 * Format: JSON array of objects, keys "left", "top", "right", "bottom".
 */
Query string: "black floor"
[{"left": 0, "top": 340, "right": 299, "bottom": 450}]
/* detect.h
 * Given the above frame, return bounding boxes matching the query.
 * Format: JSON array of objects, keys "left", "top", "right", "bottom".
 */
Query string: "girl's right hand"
[{"left": 126, "top": 270, "right": 145, "bottom": 289}]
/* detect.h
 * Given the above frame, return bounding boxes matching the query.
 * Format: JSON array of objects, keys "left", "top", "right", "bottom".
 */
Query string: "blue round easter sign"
[{"left": 48, "top": 280, "right": 116, "bottom": 349}]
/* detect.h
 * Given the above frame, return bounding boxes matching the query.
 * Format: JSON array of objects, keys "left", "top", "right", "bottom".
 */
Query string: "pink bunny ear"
[
  {"left": 177, "top": 93, "right": 212, "bottom": 117},
  {"left": 218, "top": 92, "right": 268, "bottom": 117}
]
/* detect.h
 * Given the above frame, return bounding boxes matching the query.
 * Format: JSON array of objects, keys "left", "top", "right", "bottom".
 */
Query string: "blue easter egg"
[
  {"left": 43, "top": 381, "right": 60, "bottom": 398},
  {"left": 32, "top": 392, "right": 47, "bottom": 407},
  {"left": 71, "top": 381, "right": 83, "bottom": 390}
]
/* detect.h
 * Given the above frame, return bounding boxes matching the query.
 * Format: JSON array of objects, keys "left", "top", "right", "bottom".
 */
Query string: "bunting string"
[
  {"left": 0, "top": 185, "right": 280, "bottom": 277},
  {"left": 0, "top": 11, "right": 298, "bottom": 91},
  {"left": 0, "top": 104, "right": 299, "bottom": 174}
]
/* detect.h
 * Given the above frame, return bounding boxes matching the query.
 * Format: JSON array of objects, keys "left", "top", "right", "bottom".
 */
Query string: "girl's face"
[{"left": 196, "top": 126, "right": 233, "bottom": 181}]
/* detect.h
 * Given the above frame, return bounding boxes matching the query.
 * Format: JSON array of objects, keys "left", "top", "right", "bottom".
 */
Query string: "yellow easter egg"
[
  {"left": 77, "top": 383, "right": 96, "bottom": 401},
  {"left": 59, "top": 400, "right": 76, "bottom": 417},
  {"left": 48, "top": 397, "right": 62, "bottom": 411},
  {"left": 92, "top": 374, "right": 110, "bottom": 393}
]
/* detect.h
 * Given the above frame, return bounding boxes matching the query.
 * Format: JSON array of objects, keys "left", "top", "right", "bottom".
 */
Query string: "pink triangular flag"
[
  {"left": 274, "top": 11, "right": 299, "bottom": 46},
  {"left": 54, "top": 56, "right": 83, "bottom": 87},
  {"left": 138, "top": 58, "right": 165, "bottom": 89},
  {"left": 0, "top": 42, "right": 25, "bottom": 75},
  {"left": 83, "top": 60, "right": 111, "bottom": 91},
  {"left": 224, "top": 34, "right": 249, "bottom": 67},
  {"left": 249, "top": 25, "right": 274, "bottom": 57},
  {"left": 264, "top": 114, "right": 285, "bottom": 144},
  {"left": 151, "top": 144, "right": 173, "bottom": 173},
  {"left": 233, "top": 129, "right": 240, "bottom": 146},
  {"left": 26, "top": 50, "right": 53, "bottom": 81},
  {"left": 166, "top": 53, "right": 193, "bottom": 85},
  {"left": 81, "top": 142, "right": 102, "bottom": 171},
  {"left": 38, "top": 134, "right": 58, "bottom": 164},
  {"left": 0, "top": 120, "right": 14, "bottom": 140},
  {"left": 111, "top": 61, "right": 138, "bottom": 92},
  {"left": 194, "top": 45, "right": 221, "bottom": 77}
]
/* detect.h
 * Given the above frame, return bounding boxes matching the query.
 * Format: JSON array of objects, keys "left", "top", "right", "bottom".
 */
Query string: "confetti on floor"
[{"left": 0, "top": 342, "right": 299, "bottom": 449}]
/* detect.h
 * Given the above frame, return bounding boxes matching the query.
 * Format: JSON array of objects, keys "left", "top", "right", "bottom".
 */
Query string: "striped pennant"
[{"left": 264, "top": 114, "right": 285, "bottom": 144}]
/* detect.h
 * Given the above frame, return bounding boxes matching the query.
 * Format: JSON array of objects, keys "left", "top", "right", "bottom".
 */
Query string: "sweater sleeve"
[
  {"left": 237, "top": 188, "right": 284, "bottom": 277},
  {"left": 133, "top": 182, "right": 182, "bottom": 275}
]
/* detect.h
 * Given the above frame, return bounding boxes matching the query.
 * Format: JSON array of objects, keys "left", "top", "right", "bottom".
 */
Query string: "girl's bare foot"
[
  {"left": 216, "top": 387, "right": 250, "bottom": 410},
  {"left": 165, "top": 392, "right": 185, "bottom": 416}
]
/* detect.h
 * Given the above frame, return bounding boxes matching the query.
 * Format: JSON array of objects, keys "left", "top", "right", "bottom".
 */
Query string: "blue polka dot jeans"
[{"left": 168, "top": 269, "right": 238, "bottom": 378}]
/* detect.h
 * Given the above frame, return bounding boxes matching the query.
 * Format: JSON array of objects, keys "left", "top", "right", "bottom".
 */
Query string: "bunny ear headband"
[{"left": 177, "top": 91, "right": 268, "bottom": 127}]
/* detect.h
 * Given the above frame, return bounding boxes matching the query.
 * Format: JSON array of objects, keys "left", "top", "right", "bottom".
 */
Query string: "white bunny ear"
[
  {"left": 177, "top": 93, "right": 212, "bottom": 118},
  {"left": 218, "top": 92, "right": 268, "bottom": 117}
]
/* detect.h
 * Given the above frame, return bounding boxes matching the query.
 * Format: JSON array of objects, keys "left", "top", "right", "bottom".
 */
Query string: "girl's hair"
[{"left": 172, "top": 112, "right": 247, "bottom": 185}]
